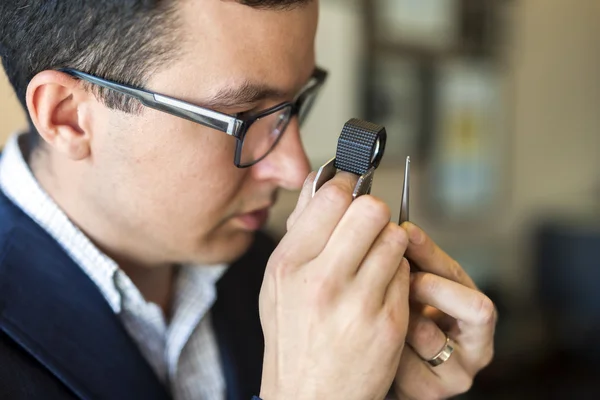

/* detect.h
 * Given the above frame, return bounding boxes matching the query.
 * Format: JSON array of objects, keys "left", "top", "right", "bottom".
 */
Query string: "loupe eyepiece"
[{"left": 312, "top": 118, "right": 387, "bottom": 198}]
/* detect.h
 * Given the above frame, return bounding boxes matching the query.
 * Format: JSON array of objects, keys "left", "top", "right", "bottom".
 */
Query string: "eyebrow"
[{"left": 202, "top": 81, "right": 289, "bottom": 109}]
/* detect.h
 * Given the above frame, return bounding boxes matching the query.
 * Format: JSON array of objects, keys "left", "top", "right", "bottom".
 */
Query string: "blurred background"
[{"left": 1, "top": 0, "right": 599, "bottom": 398}]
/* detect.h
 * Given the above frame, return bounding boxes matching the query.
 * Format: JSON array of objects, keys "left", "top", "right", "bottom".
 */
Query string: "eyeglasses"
[{"left": 59, "top": 67, "right": 328, "bottom": 168}]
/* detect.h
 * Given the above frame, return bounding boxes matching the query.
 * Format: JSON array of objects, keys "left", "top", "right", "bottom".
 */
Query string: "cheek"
[{"left": 96, "top": 111, "right": 245, "bottom": 232}]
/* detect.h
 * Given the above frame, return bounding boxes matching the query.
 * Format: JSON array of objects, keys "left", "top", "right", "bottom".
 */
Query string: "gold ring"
[{"left": 426, "top": 333, "right": 454, "bottom": 367}]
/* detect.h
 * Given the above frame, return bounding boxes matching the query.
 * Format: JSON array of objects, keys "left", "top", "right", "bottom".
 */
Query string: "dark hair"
[
  {"left": 0, "top": 0, "right": 310, "bottom": 148},
  {"left": 0, "top": 1, "right": 182, "bottom": 116}
]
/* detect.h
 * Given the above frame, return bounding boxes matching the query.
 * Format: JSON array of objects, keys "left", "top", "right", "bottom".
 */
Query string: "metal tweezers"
[{"left": 398, "top": 156, "right": 410, "bottom": 225}]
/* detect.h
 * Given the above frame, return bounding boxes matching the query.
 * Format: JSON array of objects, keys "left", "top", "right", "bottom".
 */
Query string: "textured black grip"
[{"left": 334, "top": 118, "right": 387, "bottom": 175}]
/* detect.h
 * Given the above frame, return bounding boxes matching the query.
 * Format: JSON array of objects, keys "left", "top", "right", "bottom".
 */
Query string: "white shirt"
[{"left": 0, "top": 133, "right": 227, "bottom": 400}]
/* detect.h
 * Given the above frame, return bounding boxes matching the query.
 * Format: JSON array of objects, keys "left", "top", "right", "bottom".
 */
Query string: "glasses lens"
[{"left": 239, "top": 105, "right": 293, "bottom": 167}]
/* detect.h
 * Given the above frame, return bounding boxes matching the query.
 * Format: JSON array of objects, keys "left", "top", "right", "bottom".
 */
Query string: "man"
[{"left": 0, "top": 1, "right": 496, "bottom": 399}]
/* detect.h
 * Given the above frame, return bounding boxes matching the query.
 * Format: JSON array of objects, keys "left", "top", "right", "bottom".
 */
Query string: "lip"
[{"left": 233, "top": 205, "right": 272, "bottom": 231}]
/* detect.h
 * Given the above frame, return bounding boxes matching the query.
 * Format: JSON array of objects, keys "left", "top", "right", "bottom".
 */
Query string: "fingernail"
[
  {"left": 303, "top": 171, "right": 316, "bottom": 187},
  {"left": 407, "top": 223, "right": 424, "bottom": 245}
]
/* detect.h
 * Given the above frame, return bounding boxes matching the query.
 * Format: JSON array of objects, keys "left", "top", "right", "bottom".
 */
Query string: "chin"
[{"left": 191, "top": 229, "right": 257, "bottom": 265}]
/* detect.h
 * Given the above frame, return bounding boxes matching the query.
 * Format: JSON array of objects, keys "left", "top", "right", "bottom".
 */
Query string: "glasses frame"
[{"left": 59, "top": 67, "right": 328, "bottom": 167}]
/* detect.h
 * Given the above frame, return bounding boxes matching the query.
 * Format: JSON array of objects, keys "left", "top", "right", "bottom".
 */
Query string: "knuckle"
[
  {"left": 319, "top": 183, "right": 352, "bottom": 207},
  {"left": 313, "top": 277, "right": 337, "bottom": 307},
  {"left": 409, "top": 271, "right": 425, "bottom": 291},
  {"left": 273, "top": 259, "right": 294, "bottom": 283},
  {"left": 285, "top": 213, "right": 295, "bottom": 232},
  {"left": 472, "top": 294, "right": 496, "bottom": 325},
  {"left": 354, "top": 195, "right": 391, "bottom": 225},
  {"left": 383, "top": 222, "right": 409, "bottom": 250},
  {"left": 419, "top": 273, "right": 440, "bottom": 296},
  {"left": 267, "top": 249, "right": 295, "bottom": 281},
  {"left": 423, "top": 383, "right": 446, "bottom": 400},
  {"left": 449, "top": 373, "right": 474, "bottom": 396},
  {"left": 308, "top": 265, "right": 342, "bottom": 307},
  {"left": 480, "top": 345, "right": 495, "bottom": 369},
  {"left": 473, "top": 341, "right": 496, "bottom": 370},
  {"left": 448, "top": 258, "right": 465, "bottom": 283}
]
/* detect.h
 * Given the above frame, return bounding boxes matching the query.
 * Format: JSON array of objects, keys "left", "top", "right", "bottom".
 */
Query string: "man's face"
[{"left": 83, "top": 1, "right": 318, "bottom": 265}]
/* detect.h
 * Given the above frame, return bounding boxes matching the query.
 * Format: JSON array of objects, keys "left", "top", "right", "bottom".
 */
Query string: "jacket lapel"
[{"left": 0, "top": 195, "right": 171, "bottom": 400}]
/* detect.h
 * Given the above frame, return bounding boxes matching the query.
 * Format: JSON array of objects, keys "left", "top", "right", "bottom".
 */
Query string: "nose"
[{"left": 250, "top": 117, "right": 311, "bottom": 190}]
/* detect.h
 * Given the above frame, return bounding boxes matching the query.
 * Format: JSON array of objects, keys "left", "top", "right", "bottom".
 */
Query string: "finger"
[
  {"left": 408, "top": 305, "right": 456, "bottom": 335},
  {"left": 405, "top": 310, "right": 484, "bottom": 382},
  {"left": 406, "top": 312, "right": 448, "bottom": 361},
  {"left": 286, "top": 171, "right": 317, "bottom": 231},
  {"left": 356, "top": 225, "right": 409, "bottom": 305},
  {"left": 382, "top": 257, "right": 410, "bottom": 310},
  {"left": 272, "top": 171, "right": 358, "bottom": 268},
  {"left": 411, "top": 273, "right": 497, "bottom": 372},
  {"left": 381, "top": 258, "right": 410, "bottom": 335},
  {"left": 410, "top": 272, "right": 496, "bottom": 328},
  {"left": 393, "top": 346, "right": 439, "bottom": 400},
  {"left": 418, "top": 304, "right": 453, "bottom": 330},
  {"left": 394, "top": 346, "right": 474, "bottom": 399},
  {"left": 410, "top": 272, "right": 497, "bottom": 369},
  {"left": 401, "top": 222, "right": 476, "bottom": 289},
  {"left": 320, "top": 193, "right": 392, "bottom": 278},
  {"left": 426, "top": 307, "right": 457, "bottom": 333}
]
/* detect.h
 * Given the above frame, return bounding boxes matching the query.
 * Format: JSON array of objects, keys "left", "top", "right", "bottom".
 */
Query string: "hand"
[
  {"left": 393, "top": 222, "right": 497, "bottom": 400},
  {"left": 259, "top": 172, "right": 411, "bottom": 400}
]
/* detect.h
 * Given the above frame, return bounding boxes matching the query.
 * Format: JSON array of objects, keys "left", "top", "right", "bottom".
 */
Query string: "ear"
[{"left": 26, "top": 70, "right": 95, "bottom": 160}]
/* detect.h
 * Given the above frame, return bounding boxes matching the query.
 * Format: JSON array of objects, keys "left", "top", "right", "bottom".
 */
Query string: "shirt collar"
[{"left": 0, "top": 133, "right": 124, "bottom": 312}]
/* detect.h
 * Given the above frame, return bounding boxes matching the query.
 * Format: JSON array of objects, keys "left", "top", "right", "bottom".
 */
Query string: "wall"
[
  {"left": 502, "top": 0, "right": 600, "bottom": 297},
  {"left": 509, "top": 0, "right": 600, "bottom": 214}
]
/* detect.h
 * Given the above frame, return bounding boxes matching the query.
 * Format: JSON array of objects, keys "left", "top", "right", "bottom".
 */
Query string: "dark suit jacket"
[{"left": 0, "top": 188, "right": 273, "bottom": 399}]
